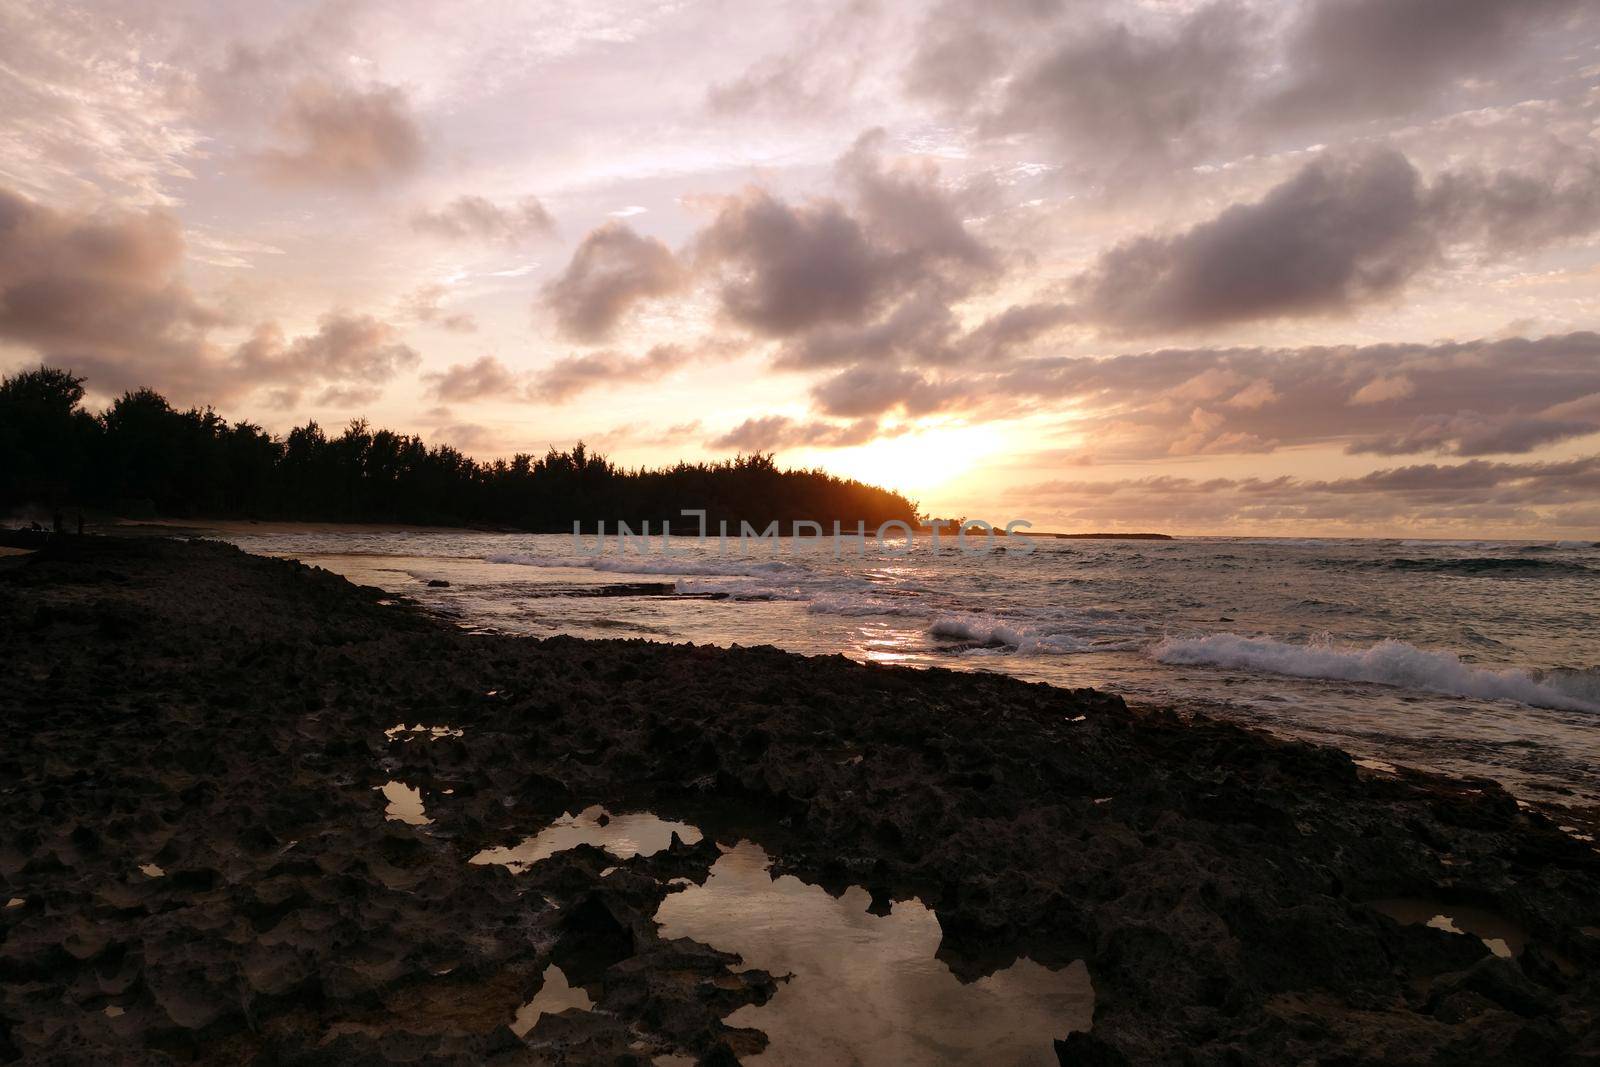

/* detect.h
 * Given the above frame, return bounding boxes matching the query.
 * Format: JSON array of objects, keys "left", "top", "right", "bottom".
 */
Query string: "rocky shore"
[{"left": 1, "top": 536, "right": 1596, "bottom": 1064}]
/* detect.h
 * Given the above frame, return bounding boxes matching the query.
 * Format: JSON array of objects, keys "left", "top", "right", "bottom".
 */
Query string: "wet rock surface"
[{"left": 1, "top": 536, "right": 1597, "bottom": 1064}]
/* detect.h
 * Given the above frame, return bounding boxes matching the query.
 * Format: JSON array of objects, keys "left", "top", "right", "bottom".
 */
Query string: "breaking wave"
[
  {"left": 1152, "top": 633, "right": 1600, "bottom": 713},
  {"left": 928, "top": 616, "right": 1143, "bottom": 655}
]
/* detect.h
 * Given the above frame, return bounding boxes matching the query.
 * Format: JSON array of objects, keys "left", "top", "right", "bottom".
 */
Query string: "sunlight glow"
[{"left": 798, "top": 424, "right": 1011, "bottom": 499}]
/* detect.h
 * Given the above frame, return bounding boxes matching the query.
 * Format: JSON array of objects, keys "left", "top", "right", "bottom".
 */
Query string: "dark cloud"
[
  {"left": 257, "top": 81, "right": 423, "bottom": 188},
  {"left": 696, "top": 191, "right": 888, "bottom": 336},
  {"left": 1426, "top": 151, "right": 1600, "bottom": 255},
  {"left": 541, "top": 222, "right": 685, "bottom": 342},
  {"left": 810, "top": 364, "right": 955, "bottom": 419},
  {"left": 411, "top": 195, "right": 555, "bottom": 244},
  {"left": 1022, "top": 333, "right": 1600, "bottom": 459},
  {"left": 1076, "top": 148, "right": 1437, "bottom": 333},
  {"left": 530, "top": 343, "right": 691, "bottom": 402},
  {"left": 1075, "top": 146, "right": 1600, "bottom": 334},
  {"left": 233, "top": 313, "right": 420, "bottom": 408},
  {"left": 709, "top": 415, "right": 883, "bottom": 452},
  {"left": 422, "top": 355, "right": 521, "bottom": 402},
  {"left": 696, "top": 131, "right": 997, "bottom": 339},
  {"left": 774, "top": 290, "right": 960, "bottom": 370},
  {"left": 803, "top": 329, "right": 1600, "bottom": 458},
  {"left": 904, "top": 0, "right": 1062, "bottom": 105},
  {"left": 1347, "top": 414, "right": 1600, "bottom": 458},
  {"left": 1018, "top": 454, "right": 1600, "bottom": 531},
  {"left": 0, "top": 186, "right": 221, "bottom": 399},
  {"left": 1268, "top": 0, "right": 1586, "bottom": 126},
  {"left": 902, "top": 0, "right": 1594, "bottom": 180},
  {"left": 0, "top": 186, "right": 419, "bottom": 406},
  {"left": 982, "top": 3, "right": 1259, "bottom": 173}
]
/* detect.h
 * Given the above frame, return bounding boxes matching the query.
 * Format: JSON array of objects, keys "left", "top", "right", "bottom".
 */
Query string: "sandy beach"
[{"left": 2, "top": 535, "right": 1597, "bottom": 1064}]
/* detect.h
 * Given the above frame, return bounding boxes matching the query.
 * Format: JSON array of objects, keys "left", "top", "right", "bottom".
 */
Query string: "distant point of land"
[{"left": 1037, "top": 532, "right": 1174, "bottom": 540}]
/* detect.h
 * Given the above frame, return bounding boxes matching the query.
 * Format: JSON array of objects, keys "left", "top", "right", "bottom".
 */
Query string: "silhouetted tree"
[{"left": 0, "top": 367, "right": 919, "bottom": 529}]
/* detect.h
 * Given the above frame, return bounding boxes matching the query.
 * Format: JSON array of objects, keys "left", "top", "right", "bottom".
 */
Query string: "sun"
[{"left": 800, "top": 423, "right": 1010, "bottom": 497}]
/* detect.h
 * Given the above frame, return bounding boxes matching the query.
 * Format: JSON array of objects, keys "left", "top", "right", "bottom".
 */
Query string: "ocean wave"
[
  {"left": 927, "top": 616, "right": 1143, "bottom": 655},
  {"left": 1376, "top": 557, "right": 1591, "bottom": 576},
  {"left": 1152, "top": 633, "right": 1600, "bottom": 713},
  {"left": 1538, "top": 667, "right": 1600, "bottom": 707}
]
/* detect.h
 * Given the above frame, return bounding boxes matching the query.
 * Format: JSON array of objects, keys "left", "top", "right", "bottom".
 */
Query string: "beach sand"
[{"left": 1, "top": 535, "right": 1596, "bottom": 1064}]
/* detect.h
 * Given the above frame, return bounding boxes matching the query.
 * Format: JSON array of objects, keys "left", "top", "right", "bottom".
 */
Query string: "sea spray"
[{"left": 1152, "top": 633, "right": 1600, "bottom": 714}]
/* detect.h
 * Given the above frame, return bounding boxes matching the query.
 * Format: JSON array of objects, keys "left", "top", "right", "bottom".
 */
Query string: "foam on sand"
[{"left": 1152, "top": 633, "right": 1600, "bottom": 713}]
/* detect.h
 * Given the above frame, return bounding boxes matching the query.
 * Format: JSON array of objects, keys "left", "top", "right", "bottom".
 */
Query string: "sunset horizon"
[{"left": 4, "top": 1, "right": 1598, "bottom": 537}]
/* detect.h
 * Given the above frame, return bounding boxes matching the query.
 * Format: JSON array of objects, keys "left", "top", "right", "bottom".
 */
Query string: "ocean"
[{"left": 217, "top": 525, "right": 1600, "bottom": 807}]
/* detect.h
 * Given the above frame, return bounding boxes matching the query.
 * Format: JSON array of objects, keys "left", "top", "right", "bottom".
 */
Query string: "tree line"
[{"left": 0, "top": 367, "right": 919, "bottom": 530}]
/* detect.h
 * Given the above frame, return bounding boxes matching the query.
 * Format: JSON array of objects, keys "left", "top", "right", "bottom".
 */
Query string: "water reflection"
[
  {"left": 377, "top": 780, "right": 431, "bottom": 826},
  {"left": 469, "top": 805, "right": 702, "bottom": 873},
  {"left": 511, "top": 963, "right": 593, "bottom": 1037},
  {"left": 1370, "top": 898, "right": 1527, "bottom": 959},
  {"left": 654, "top": 841, "right": 1093, "bottom": 1065}
]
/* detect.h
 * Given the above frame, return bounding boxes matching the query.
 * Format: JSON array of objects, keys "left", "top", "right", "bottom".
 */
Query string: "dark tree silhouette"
[{"left": 0, "top": 367, "right": 919, "bottom": 530}]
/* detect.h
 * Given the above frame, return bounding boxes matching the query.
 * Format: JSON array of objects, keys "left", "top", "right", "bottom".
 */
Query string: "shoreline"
[{"left": 2, "top": 536, "right": 1597, "bottom": 1063}]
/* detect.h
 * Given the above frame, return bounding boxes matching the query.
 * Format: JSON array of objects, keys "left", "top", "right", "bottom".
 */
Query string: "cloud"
[
  {"left": 709, "top": 415, "right": 883, "bottom": 451},
  {"left": 0, "top": 185, "right": 419, "bottom": 406},
  {"left": 233, "top": 313, "right": 420, "bottom": 408},
  {"left": 0, "top": 3, "right": 201, "bottom": 204},
  {"left": 422, "top": 355, "right": 521, "bottom": 402},
  {"left": 1075, "top": 146, "right": 1600, "bottom": 334},
  {"left": 541, "top": 222, "right": 686, "bottom": 342},
  {"left": 530, "top": 343, "right": 692, "bottom": 401},
  {"left": 1349, "top": 375, "right": 1415, "bottom": 405},
  {"left": 412, "top": 195, "right": 555, "bottom": 243},
  {"left": 902, "top": 0, "right": 1595, "bottom": 182},
  {"left": 1346, "top": 413, "right": 1600, "bottom": 458},
  {"left": 402, "top": 285, "right": 477, "bottom": 332},
  {"left": 810, "top": 364, "right": 956, "bottom": 419},
  {"left": 981, "top": 3, "right": 1260, "bottom": 174},
  {"left": 706, "top": 0, "right": 885, "bottom": 118},
  {"left": 1076, "top": 148, "right": 1438, "bottom": 333},
  {"left": 257, "top": 81, "right": 423, "bottom": 188},
  {"left": 1017, "top": 454, "right": 1600, "bottom": 532},
  {"left": 696, "top": 130, "right": 997, "bottom": 339},
  {"left": 805, "top": 330, "right": 1600, "bottom": 458},
  {"left": 1267, "top": 0, "right": 1587, "bottom": 126},
  {"left": 0, "top": 185, "right": 222, "bottom": 398},
  {"left": 1426, "top": 149, "right": 1600, "bottom": 255},
  {"left": 696, "top": 191, "right": 889, "bottom": 336},
  {"left": 1029, "top": 333, "right": 1600, "bottom": 459},
  {"left": 903, "top": 0, "right": 1060, "bottom": 106}
]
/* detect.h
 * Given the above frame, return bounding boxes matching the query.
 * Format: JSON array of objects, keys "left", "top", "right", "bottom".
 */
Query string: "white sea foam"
[
  {"left": 927, "top": 615, "right": 1140, "bottom": 655},
  {"left": 1152, "top": 634, "right": 1600, "bottom": 714}
]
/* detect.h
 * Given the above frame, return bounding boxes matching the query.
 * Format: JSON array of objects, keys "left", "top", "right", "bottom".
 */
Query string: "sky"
[{"left": 2, "top": 0, "right": 1599, "bottom": 536}]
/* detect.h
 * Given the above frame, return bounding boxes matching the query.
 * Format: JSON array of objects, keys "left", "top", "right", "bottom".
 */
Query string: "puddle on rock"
[
  {"left": 654, "top": 840, "right": 1094, "bottom": 1066},
  {"left": 470, "top": 805, "right": 701, "bottom": 873},
  {"left": 384, "top": 723, "right": 464, "bottom": 742},
  {"left": 511, "top": 963, "right": 593, "bottom": 1037},
  {"left": 377, "top": 781, "right": 432, "bottom": 826},
  {"left": 1371, "top": 898, "right": 1527, "bottom": 959}
]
